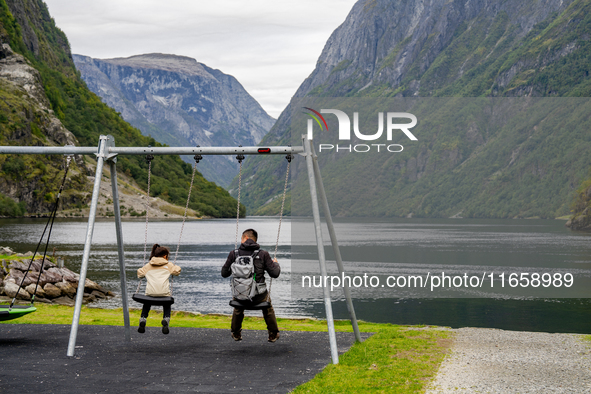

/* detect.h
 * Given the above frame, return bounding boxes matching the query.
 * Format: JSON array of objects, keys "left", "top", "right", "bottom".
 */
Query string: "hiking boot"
[
  {"left": 268, "top": 331, "right": 280, "bottom": 343},
  {"left": 231, "top": 330, "right": 242, "bottom": 341},
  {"left": 138, "top": 317, "right": 147, "bottom": 334},
  {"left": 161, "top": 317, "right": 170, "bottom": 335}
]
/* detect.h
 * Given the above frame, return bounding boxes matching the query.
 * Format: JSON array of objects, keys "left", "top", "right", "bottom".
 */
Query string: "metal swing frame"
[{"left": 0, "top": 134, "right": 361, "bottom": 364}]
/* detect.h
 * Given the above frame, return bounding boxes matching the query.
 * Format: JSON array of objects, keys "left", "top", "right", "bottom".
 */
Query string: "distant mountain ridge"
[
  {"left": 73, "top": 53, "right": 275, "bottom": 187},
  {"left": 235, "top": 0, "right": 591, "bottom": 218}
]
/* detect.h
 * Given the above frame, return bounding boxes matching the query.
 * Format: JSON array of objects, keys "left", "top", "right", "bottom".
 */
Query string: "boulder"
[
  {"left": 84, "top": 278, "right": 103, "bottom": 292},
  {"left": 43, "top": 283, "right": 62, "bottom": 298},
  {"left": 0, "top": 246, "right": 14, "bottom": 255},
  {"left": 25, "top": 283, "right": 46, "bottom": 298},
  {"left": 31, "top": 258, "right": 56, "bottom": 271},
  {"left": 53, "top": 296, "right": 75, "bottom": 306},
  {"left": 90, "top": 290, "right": 106, "bottom": 299},
  {"left": 82, "top": 293, "right": 96, "bottom": 304},
  {"left": 59, "top": 267, "right": 78, "bottom": 282},
  {"left": 8, "top": 260, "right": 29, "bottom": 271},
  {"left": 7, "top": 269, "right": 33, "bottom": 287},
  {"left": 26, "top": 271, "right": 48, "bottom": 288},
  {"left": 44, "top": 267, "right": 63, "bottom": 283},
  {"left": 55, "top": 281, "right": 77, "bottom": 297},
  {"left": 4, "top": 282, "right": 31, "bottom": 300}
]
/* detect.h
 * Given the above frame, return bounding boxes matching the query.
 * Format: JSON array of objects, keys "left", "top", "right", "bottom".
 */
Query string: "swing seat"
[
  {"left": 229, "top": 299, "right": 271, "bottom": 310},
  {"left": 132, "top": 294, "right": 175, "bottom": 306},
  {"left": 0, "top": 305, "right": 37, "bottom": 321}
]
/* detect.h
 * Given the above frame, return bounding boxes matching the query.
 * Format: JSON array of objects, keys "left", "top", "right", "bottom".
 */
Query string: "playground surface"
[{"left": 0, "top": 324, "right": 366, "bottom": 393}]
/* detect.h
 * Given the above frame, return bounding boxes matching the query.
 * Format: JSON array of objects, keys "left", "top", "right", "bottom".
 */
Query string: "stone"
[
  {"left": 29, "top": 258, "right": 56, "bottom": 271},
  {"left": 82, "top": 293, "right": 96, "bottom": 304},
  {"left": 53, "top": 296, "right": 75, "bottom": 306},
  {"left": 25, "top": 283, "right": 46, "bottom": 298},
  {"left": 4, "top": 282, "right": 31, "bottom": 300},
  {"left": 43, "top": 283, "right": 62, "bottom": 298},
  {"left": 44, "top": 268, "right": 63, "bottom": 283},
  {"left": 26, "top": 271, "right": 48, "bottom": 288},
  {"left": 8, "top": 260, "right": 29, "bottom": 271},
  {"left": 0, "top": 246, "right": 14, "bottom": 255},
  {"left": 59, "top": 267, "right": 78, "bottom": 283},
  {"left": 84, "top": 278, "right": 103, "bottom": 292},
  {"left": 55, "top": 281, "right": 77, "bottom": 297},
  {"left": 90, "top": 290, "right": 106, "bottom": 299}
]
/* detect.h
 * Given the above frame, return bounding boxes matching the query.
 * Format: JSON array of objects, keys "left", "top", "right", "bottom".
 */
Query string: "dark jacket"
[{"left": 221, "top": 239, "right": 280, "bottom": 284}]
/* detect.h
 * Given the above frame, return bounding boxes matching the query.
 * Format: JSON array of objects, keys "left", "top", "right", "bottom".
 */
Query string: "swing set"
[{"left": 0, "top": 135, "right": 361, "bottom": 364}]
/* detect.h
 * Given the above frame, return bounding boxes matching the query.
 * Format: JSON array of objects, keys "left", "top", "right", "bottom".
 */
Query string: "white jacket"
[{"left": 137, "top": 257, "right": 181, "bottom": 297}]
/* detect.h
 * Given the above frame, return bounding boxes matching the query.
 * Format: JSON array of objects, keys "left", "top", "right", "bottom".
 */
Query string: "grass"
[{"left": 0, "top": 304, "right": 453, "bottom": 392}]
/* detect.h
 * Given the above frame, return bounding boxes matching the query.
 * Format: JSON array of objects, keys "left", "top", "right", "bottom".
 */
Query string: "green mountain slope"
[
  {"left": 234, "top": 0, "right": 591, "bottom": 219},
  {"left": 0, "top": 0, "right": 241, "bottom": 217}
]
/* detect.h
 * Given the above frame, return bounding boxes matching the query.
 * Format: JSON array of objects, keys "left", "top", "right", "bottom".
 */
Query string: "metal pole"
[
  {"left": 67, "top": 135, "right": 108, "bottom": 357},
  {"left": 0, "top": 145, "right": 303, "bottom": 156},
  {"left": 310, "top": 143, "right": 362, "bottom": 343},
  {"left": 303, "top": 135, "right": 339, "bottom": 364},
  {"left": 106, "top": 137, "right": 131, "bottom": 342}
]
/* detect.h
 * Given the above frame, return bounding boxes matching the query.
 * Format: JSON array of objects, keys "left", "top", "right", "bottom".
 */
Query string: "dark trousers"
[
  {"left": 141, "top": 303, "right": 171, "bottom": 319},
  {"left": 231, "top": 292, "right": 278, "bottom": 334}
]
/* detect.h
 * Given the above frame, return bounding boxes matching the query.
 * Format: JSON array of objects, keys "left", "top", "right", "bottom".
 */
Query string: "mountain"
[
  {"left": 72, "top": 53, "right": 275, "bottom": 188},
  {"left": 235, "top": 0, "right": 591, "bottom": 218},
  {"left": 0, "top": 0, "right": 240, "bottom": 218}
]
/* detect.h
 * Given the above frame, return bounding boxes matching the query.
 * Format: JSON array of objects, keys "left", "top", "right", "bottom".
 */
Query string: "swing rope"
[{"left": 10, "top": 154, "right": 72, "bottom": 310}]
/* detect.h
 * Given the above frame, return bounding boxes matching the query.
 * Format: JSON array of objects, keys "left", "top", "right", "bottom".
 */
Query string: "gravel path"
[{"left": 427, "top": 328, "right": 591, "bottom": 393}]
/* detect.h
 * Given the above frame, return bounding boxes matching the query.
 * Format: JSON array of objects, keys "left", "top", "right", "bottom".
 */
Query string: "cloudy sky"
[{"left": 43, "top": 0, "right": 359, "bottom": 118}]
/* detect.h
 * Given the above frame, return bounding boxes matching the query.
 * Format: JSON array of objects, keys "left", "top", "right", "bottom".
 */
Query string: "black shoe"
[
  {"left": 231, "top": 330, "right": 242, "bottom": 341},
  {"left": 138, "top": 317, "right": 146, "bottom": 334},
  {"left": 268, "top": 331, "right": 280, "bottom": 343},
  {"left": 161, "top": 318, "right": 170, "bottom": 335}
]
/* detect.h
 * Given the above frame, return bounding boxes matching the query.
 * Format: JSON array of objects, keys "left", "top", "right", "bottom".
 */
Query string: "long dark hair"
[{"left": 150, "top": 244, "right": 170, "bottom": 259}]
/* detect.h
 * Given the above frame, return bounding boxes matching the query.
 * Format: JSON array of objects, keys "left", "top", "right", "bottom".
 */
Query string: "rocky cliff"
[
  {"left": 236, "top": 0, "right": 591, "bottom": 218},
  {"left": 73, "top": 53, "right": 275, "bottom": 188}
]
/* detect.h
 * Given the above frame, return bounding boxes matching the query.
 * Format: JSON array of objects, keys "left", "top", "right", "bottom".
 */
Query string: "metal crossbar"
[{"left": 0, "top": 145, "right": 303, "bottom": 155}]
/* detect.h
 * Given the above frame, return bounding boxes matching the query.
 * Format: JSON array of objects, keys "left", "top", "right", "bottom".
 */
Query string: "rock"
[
  {"left": 26, "top": 271, "right": 49, "bottom": 287},
  {"left": 55, "top": 281, "right": 77, "bottom": 297},
  {"left": 34, "top": 297, "right": 52, "bottom": 304},
  {"left": 44, "top": 267, "right": 63, "bottom": 283},
  {"left": 59, "top": 267, "right": 78, "bottom": 282},
  {"left": 90, "top": 290, "right": 106, "bottom": 299},
  {"left": 53, "top": 296, "right": 75, "bottom": 306},
  {"left": 84, "top": 278, "right": 103, "bottom": 292},
  {"left": 43, "top": 283, "right": 62, "bottom": 298},
  {"left": 30, "top": 258, "right": 56, "bottom": 271},
  {"left": 0, "top": 246, "right": 14, "bottom": 255},
  {"left": 7, "top": 268, "right": 32, "bottom": 287},
  {"left": 82, "top": 293, "right": 96, "bottom": 304},
  {"left": 8, "top": 260, "right": 29, "bottom": 271},
  {"left": 4, "top": 282, "right": 31, "bottom": 300},
  {"left": 25, "top": 283, "right": 46, "bottom": 298}
]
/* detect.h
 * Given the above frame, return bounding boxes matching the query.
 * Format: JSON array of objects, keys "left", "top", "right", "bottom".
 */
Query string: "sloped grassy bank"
[{"left": 0, "top": 304, "right": 452, "bottom": 393}]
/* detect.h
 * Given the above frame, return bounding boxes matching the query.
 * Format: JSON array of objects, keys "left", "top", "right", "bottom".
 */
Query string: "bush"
[{"left": 0, "top": 193, "right": 26, "bottom": 216}]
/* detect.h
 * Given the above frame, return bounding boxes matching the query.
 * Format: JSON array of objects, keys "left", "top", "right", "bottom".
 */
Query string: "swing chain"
[
  {"left": 143, "top": 151, "right": 154, "bottom": 265},
  {"left": 235, "top": 153, "right": 243, "bottom": 250},
  {"left": 174, "top": 154, "right": 199, "bottom": 264}
]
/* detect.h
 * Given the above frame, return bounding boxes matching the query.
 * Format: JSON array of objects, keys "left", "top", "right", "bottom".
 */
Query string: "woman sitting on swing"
[{"left": 137, "top": 244, "right": 181, "bottom": 334}]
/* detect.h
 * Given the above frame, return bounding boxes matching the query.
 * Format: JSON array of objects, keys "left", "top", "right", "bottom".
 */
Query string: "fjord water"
[{"left": 1, "top": 217, "right": 589, "bottom": 333}]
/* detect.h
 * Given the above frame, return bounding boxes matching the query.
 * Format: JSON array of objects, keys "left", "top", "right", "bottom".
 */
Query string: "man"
[{"left": 221, "top": 228, "right": 281, "bottom": 342}]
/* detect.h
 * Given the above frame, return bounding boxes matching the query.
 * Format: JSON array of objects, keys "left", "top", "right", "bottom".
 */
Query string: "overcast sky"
[{"left": 43, "top": 0, "right": 359, "bottom": 118}]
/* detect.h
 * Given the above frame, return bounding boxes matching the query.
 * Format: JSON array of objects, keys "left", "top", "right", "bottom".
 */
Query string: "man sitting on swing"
[{"left": 221, "top": 228, "right": 281, "bottom": 342}]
